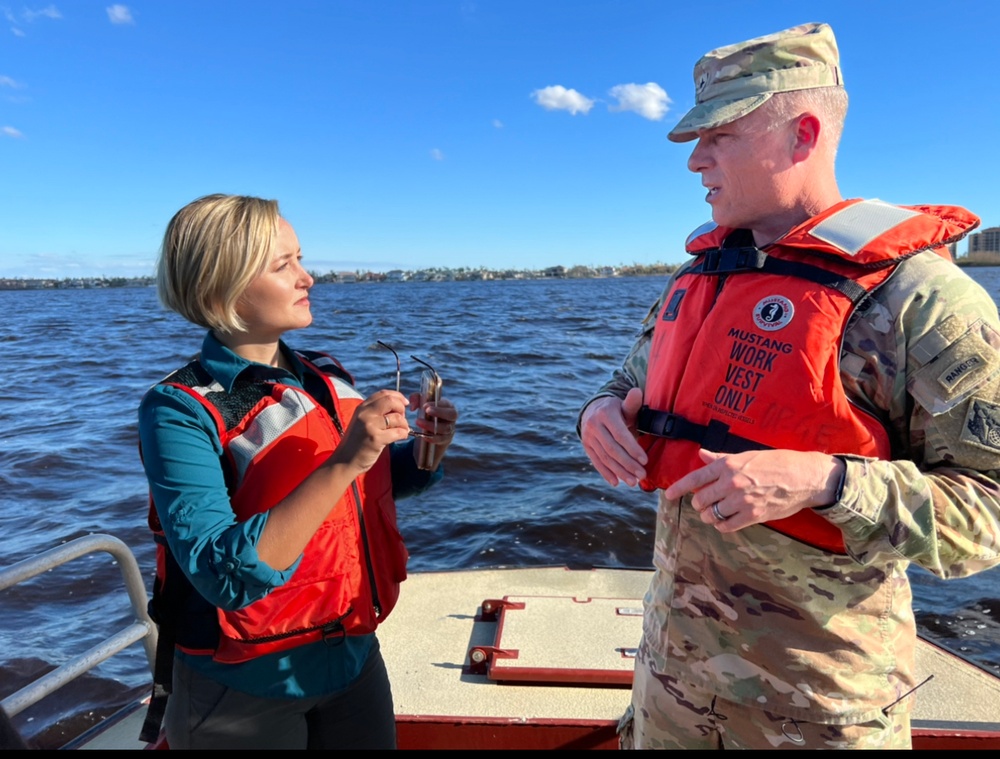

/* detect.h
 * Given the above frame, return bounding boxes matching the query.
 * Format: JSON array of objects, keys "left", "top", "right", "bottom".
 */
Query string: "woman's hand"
[
  {"left": 260, "top": 389, "right": 410, "bottom": 570},
  {"left": 331, "top": 389, "right": 411, "bottom": 475},
  {"left": 410, "top": 394, "right": 458, "bottom": 470}
]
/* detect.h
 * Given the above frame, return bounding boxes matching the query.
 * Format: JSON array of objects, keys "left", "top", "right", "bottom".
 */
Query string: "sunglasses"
[{"left": 377, "top": 340, "right": 441, "bottom": 439}]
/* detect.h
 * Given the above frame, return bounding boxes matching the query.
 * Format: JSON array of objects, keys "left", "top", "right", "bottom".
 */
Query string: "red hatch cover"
[{"left": 469, "top": 595, "right": 643, "bottom": 686}]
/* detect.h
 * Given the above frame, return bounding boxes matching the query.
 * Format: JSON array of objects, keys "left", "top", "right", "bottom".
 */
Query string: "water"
[{"left": 2, "top": 272, "right": 1000, "bottom": 747}]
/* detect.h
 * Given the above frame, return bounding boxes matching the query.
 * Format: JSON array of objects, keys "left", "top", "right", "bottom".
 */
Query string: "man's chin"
[
  {"left": 711, "top": 209, "right": 752, "bottom": 232},
  {"left": 711, "top": 210, "right": 734, "bottom": 228}
]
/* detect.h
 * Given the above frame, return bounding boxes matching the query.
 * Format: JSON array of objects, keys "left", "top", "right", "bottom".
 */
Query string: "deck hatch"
[{"left": 470, "top": 594, "right": 642, "bottom": 686}]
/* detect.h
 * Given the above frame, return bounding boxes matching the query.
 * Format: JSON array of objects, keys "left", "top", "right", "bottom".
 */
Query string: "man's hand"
[
  {"left": 664, "top": 448, "right": 844, "bottom": 532},
  {"left": 580, "top": 388, "right": 648, "bottom": 487}
]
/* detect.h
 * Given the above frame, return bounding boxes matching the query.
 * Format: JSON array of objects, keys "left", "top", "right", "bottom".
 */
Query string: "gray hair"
[{"left": 758, "top": 87, "right": 849, "bottom": 157}]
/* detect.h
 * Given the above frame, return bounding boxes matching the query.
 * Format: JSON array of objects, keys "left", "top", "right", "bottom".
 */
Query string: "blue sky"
[{"left": 1, "top": 1, "right": 997, "bottom": 278}]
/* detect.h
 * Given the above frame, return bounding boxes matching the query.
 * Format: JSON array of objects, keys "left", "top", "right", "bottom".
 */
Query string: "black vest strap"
[
  {"left": 689, "top": 246, "right": 768, "bottom": 274},
  {"left": 636, "top": 406, "right": 770, "bottom": 454},
  {"left": 687, "top": 246, "right": 870, "bottom": 304},
  {"left": 139, "top": 546, "right": 183, "bottom": 744},
  {"left": 139, "top": 683, "right": 169, "bottom": 744}
]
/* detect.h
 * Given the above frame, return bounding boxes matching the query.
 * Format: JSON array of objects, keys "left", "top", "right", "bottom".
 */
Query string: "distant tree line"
[{"left": 0, "top": 263, "right": 680, "bottom": 291}]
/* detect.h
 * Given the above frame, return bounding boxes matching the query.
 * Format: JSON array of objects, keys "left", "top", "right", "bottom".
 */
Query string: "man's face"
[{"left": 686, "top": 108, "right": 797, "bottom": 241}]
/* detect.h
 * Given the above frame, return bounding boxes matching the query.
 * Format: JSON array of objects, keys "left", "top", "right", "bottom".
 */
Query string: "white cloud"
[
  {"left": 23, "top": 5, "right": 62, "bottom": 22},
  {"left": 492, "top": 119, "right": 503, "bottom": 129},
  {"left": 0, "top": 75, "right": 21, "bottom": 88},
  {"left": 608, "top": 82, "right": 670, "bottom": 121},
  {"left": 430, "top": 148, "right": 444, "bottom": 161},
  {"left": 2, "top": 126, "right": 24, "bottom": 138},
  {"left": 531, "top": 85, "right": 594, "bottom": 116},
  {"left": 7, "top": 4, "right": 60, "bottom": 34},
  {"left": 106, "top": 4, "right": 133, "bottom": 25}
]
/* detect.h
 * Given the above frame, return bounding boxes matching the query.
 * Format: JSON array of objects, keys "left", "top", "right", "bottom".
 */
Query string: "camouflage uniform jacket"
[{"left": 582, "top": 211, "right": 1000, "bottom": 723}]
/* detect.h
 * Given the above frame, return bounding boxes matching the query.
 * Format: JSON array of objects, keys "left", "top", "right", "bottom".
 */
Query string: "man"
[{"left": 579, "top": 22, "right": 1000, "bottom": 749}]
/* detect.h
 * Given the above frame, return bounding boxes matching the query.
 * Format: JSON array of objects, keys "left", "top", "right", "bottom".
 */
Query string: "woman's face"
[{"left": 236, "top": 218, "right": 314, "bottom": 341}]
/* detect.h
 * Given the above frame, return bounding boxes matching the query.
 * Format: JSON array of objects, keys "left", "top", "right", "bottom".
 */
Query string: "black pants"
[{"left": 164, "top": 638, "right": 396, "bottom": 749}]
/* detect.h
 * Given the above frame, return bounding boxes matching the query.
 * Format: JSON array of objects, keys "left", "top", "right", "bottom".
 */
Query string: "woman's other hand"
[{"left": 410, "top": 395, "right": 458, "bottom": 470}]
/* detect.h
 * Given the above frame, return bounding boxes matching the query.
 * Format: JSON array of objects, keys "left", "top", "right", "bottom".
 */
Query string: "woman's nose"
[{"left": 298, "top": 262, "right": 314, "bottom": 288}]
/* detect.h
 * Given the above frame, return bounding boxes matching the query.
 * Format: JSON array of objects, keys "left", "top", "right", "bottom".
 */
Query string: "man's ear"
[{"left": 791, "top": 113, "right": 821, "bottom": 163}]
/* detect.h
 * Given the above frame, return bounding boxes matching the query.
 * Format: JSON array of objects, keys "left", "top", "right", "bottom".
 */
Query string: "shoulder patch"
[
  {"left": 908, "top": 318, "right": 1000, "bottom": 416},
  {"left": 962, "top": 399, "right": 1000, "bottom": 453}
]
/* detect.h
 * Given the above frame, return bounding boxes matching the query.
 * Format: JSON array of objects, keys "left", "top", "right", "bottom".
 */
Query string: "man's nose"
[{"left": 687, "top": 137, "right": 710, "bottom": 173}]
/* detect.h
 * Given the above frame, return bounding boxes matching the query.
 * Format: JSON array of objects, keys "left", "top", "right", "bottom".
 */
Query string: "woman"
[{"left": 138, "top": 194, "right": 457, "bottom": 749}]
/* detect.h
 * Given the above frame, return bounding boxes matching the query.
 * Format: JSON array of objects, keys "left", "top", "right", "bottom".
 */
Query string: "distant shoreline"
[
  {"left": 2, "top": 259, "right": 995, "bottom": 291},
  {"left": 0, "top": 264, "right": 679, "bottom": 291}
]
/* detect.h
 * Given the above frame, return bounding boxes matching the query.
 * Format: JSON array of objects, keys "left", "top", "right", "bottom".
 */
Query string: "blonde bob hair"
[{"left": 157, "top": 194, "right": 281, "bottom": 333}]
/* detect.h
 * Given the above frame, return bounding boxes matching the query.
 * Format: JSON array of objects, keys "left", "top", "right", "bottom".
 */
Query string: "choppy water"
[{"left": 2, "top": 272, "right": 1000, "bottom": 747}]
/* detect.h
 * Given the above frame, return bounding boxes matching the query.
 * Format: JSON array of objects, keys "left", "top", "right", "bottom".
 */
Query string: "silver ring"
[
  {"left": 383, "top": 414, "right": 391, "bottom": 430},
  {"left": 711, "top": 502, "right": 726, "bottom": 522}
]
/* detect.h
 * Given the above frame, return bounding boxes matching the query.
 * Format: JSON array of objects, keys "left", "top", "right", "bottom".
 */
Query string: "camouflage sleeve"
[
  {"left": 576, "top": 277, "right": 674, "bottom": 432},
  {"left": 826, "top": 252, "right": 1000, "bottom": 577}
]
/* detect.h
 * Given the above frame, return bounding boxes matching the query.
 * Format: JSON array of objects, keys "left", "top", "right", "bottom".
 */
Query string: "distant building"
[{"left": 966, "top": 227, "right": 1000, "bottom": 263}]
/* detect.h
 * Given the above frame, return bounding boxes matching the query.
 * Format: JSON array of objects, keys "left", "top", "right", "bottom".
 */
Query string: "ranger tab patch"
[
  {"left": 963, "top": 399, "right": 1000, "bottom": 453},
  {"left": 939, "top": 354, "right": 985, "bottom": 392}
]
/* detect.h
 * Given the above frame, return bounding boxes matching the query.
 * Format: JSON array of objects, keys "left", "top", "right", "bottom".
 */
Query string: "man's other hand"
[{"left": 580, "top": 388, "right": 648, "bottom": 487}]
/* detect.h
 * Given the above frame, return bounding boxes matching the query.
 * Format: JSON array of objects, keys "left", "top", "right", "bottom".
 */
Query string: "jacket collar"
[{"left": 200, "top": 331, "right": 306, "bottom": 393}]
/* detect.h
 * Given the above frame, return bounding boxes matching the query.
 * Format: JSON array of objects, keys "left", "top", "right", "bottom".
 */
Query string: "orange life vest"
[
  {"left": 147, "top": 350, "right": 408, "bottom": 664},
  {"left": 637, "top": 199, "right": 979, "bottom": 553}
]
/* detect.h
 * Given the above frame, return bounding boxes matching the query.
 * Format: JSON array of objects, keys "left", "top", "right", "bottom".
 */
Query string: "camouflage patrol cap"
[{"left": 668, "top": 22, "right": 844, "bottom": 143}]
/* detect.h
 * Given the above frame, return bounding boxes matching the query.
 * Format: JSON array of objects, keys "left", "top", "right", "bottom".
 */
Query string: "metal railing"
[{"left": 0, "top": 533, "right": 157, "bottom": 717}]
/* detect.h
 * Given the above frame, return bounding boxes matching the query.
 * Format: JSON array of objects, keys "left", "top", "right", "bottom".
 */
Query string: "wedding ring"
[
  {"left": 711, "top": 502, "right": 727, "bottom": 522},
  {"left": 383, "top": 414, "right": 391, "bottom": 430}
]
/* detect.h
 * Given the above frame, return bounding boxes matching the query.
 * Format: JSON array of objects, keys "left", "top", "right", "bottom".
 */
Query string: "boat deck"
[
  {"left": 73, "top": 566, "right": 1000, "bottom": 750},
  {"left": 377, "top": 566, "right": 1000, "bottom": 749}
]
